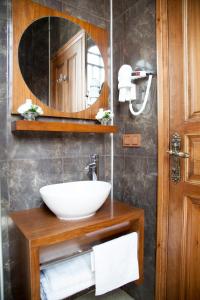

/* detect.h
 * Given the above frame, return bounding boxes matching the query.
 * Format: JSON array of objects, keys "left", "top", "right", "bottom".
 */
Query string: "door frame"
[{"left": 156, "top": 0, "right": 170, "bottom": 299}]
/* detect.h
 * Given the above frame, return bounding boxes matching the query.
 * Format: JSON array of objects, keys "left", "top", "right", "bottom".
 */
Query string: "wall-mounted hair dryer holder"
[{"left": 118, "top": 65, "right": 155, "bottom": 116}]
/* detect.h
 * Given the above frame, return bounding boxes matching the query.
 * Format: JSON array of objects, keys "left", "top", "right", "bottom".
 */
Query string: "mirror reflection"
[{"left": 18, "top": 17, "right": 105, "bottom": 113}]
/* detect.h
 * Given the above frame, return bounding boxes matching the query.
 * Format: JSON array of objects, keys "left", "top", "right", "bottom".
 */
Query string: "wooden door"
[
  {"left": 52, "top": 58, "right": 68, "bottom": 111},
  {"left": 51, "top": 30, "right": 85, "bottom": 112},
  {"left": 156, "top": 0, "right": 200, "bottom": 299}
]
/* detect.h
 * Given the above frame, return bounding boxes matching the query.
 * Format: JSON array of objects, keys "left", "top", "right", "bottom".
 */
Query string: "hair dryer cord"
[{"left": 129, "top": 74, "right": 153, "bottom": 116}]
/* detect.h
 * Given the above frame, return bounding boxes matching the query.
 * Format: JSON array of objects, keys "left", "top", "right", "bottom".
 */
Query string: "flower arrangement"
[
  {"left": 17, "top": 99, "right": 43, "bottom": 121},
  {"left": 95, "top": 108, "right": 114, "bottom": 125}
]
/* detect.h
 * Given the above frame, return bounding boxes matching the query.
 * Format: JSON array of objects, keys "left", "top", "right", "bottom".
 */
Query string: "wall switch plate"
[{"left": 123, "top": 134, "right": 141, "bottom": 147}]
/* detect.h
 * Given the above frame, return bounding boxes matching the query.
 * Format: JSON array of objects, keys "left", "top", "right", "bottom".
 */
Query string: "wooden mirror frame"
[{"left": 12, "top": 0, "right": 109, "bottom": 120}]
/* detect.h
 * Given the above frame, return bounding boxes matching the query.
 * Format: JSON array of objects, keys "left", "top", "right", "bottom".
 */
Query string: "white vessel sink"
[{"left": 40, "top": 181, "right": 111, "bottom": 220}]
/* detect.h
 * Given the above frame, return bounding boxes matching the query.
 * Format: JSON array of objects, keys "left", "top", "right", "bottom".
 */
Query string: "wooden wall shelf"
[
  {"left": 10, "top": 200, "right": 144, "bottom": 299},
  {"left": 11, "top": 120, "right": 118, "bottom": 134}
]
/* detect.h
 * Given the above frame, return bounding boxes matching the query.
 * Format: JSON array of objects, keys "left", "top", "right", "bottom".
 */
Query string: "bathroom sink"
[{"left": 40, "top": 181, "right": 111, "bottom": 220}]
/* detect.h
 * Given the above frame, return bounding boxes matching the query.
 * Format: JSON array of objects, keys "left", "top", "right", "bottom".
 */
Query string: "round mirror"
[{"left": 18, "top": 17, "right": 105, "bottom": 113}]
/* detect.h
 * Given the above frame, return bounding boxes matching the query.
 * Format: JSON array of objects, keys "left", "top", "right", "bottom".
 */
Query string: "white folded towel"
[
  {"left": 40, "top": 253, "right": 95, "bottom": 300},
  {"left": 92, "top": 232, "right": 139, "bottom": 295}
]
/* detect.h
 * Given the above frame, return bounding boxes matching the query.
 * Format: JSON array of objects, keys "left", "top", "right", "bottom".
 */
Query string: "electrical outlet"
[{"left": 122, "top": 134, "right": 141, "bottom": 147}]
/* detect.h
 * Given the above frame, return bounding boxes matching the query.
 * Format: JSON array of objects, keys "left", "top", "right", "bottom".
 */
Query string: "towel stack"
[
  {"left": 40, "top": 253, "right": 95, "bottom": 300},
  {"left": 40, "top": 232, "right": 139, "bottom": 299}
]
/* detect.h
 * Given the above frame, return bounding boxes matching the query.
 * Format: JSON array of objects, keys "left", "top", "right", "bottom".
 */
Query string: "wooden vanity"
[{"left": 10, "top": 200, "right": 144, "bottom": 300}]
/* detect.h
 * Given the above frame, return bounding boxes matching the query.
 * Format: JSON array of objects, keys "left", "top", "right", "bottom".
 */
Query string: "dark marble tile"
[
  {"left": 62, "top": 157, "right": 89, "bottom": 182},
  {"left": 0, "top": 18, "right": 7, "bottom": 45},
  {"left": 1, "top": 178, "right": 9, "bottom": 215},
  {"left": 0, "top": 130, "right": 7, "bottom": 160},
  {"left": 97, "top": 154, "right": 111, "bottom": 182},
  {"left": 122, "top": 156, "right": 147, "bottom": 204},
  {"left": 121, "top": 157, "right": 157, "bottom": 219},
  {"left": 122, "top": 0, "right": 139, "bottom": 11},
  {"left": 104, "top": 155, "right": 111, "bottom": 182},
  {"left": 0, "top": 160, "right": 8, "bottom": 178},
  {"left": 63, "top": 154, "right": 109, "bottom": 182},
  {"left": 62, "top": 133, "right": 105, "bottom": 158},
  {"left": 62, "top": 2, "right": 107, "bottom": 28},
  {"left": 2, "top": 241, "right": 13, "bottom": 300},
  {"left": 62, "top": 0, "right": 108, "bottom": 21},
  {"left": 113, "top": 0, "right": 124, "bottom": 20},
  {"left": 113, "top": 129, "right": 125, "bottom": 157},
  {"left": 103, "top": 134, "right": 111, "bottom": 157},
  {"left": 113, "top": 15, "right": 124, "bottom": 72},
  {"left": 1, "top": 209, "right": 9, "bottom": 247},
  {"left": 0, "top": 45, "right": 8, "bottom": 100},
  {"left": 104, "top": 0, "right": 110, "bottom": 22},
  {"left": 8, "top": 159, "right": 63, "bottom": 211},
  {"left": 0, "top": 0, "right": 8, "bottom": 20},
  {"left": 0, "top": 100, "right": 7, "bottom": 127},
  {"left": 8, "top": 233, "right": 31, "bottom": 299},
  {"left": 7, "top": 132, "right": 63, "bottom": 160},
  {"left": 33, "top": 0, "right": 62, "bottom": 11},
  {"left": 113, "top": 155, "right": 125, "bottom": 201},
  {"left": 123, "top": 1, "right": 156, "bottom": 69},
  {"left": 98, "top": 155, "right": 105, "bottom": 181}
]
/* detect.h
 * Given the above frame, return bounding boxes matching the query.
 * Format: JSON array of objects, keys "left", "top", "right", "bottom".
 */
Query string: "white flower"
[
  {"left": 95, "top": 108, "right": 114, "bottom": 121},
  {"left": 35, "top": 106, "right": 43, "bottom": 115},
  {"left": 17, "top": 99, "right": 44, "bottom": 116},
  {"left": 17, "top": 99, "right": 32, "bottom": 114},
  {"left": 95, "top": 108, "right": 105, "bottom": 120}
]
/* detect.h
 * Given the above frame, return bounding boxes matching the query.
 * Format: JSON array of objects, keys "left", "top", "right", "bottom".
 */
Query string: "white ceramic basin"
[{"left": 40, "top": 181, "right": 111, "bottom": 220}]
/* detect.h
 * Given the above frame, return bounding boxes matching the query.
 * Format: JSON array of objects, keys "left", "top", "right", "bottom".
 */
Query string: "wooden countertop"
[{"left": 10, "top": 200, "right": 143, "bottom": 248}]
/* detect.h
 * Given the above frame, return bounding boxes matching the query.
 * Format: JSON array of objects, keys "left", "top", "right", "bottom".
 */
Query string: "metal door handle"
[
  {"left": 167, "top": 150, "right": 190, "bottom": 158},
  {"left": 168, "top": 133, "right": 190, "bottom": 183}
]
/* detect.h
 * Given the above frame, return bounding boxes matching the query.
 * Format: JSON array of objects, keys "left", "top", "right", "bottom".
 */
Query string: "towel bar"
[
  {"left": 40, "top": 221, "right": 131, "bottom": 270},
  {"left": 40, "top": 248, "right": 93, "bottom": 270}
]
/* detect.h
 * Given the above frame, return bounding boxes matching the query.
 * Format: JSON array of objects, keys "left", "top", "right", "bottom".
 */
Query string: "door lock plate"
[{"left": 167, "top": 133, "right": 189, "bottom": 183}]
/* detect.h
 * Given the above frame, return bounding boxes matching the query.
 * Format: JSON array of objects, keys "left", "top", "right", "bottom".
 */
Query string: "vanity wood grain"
[
  {"left": 10, "top": 200, "right": 144, "bottom": 300},
  {"left": 11, "top": 120, "right": 118, "bottom": 134}
]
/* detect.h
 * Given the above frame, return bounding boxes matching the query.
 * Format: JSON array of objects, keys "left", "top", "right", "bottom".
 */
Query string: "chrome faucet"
[{"left": 85, "top": 154, "right": 99, "bottom": 181}]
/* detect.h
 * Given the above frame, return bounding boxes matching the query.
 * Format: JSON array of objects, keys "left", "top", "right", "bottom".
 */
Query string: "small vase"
[
  {"left": 22, "top": 112, "right": 39, "bottom": 121},
  {"left": 100, "top": 118, "right": 110, "bottom": 125}
]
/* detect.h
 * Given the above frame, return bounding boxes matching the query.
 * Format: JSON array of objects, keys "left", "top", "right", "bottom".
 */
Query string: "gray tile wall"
[
  {"left": 0, "top": 0, "right": 110, "bottom": 299},
  {"left": 113, "top": 1, "right": 157, "bottom": 299}
]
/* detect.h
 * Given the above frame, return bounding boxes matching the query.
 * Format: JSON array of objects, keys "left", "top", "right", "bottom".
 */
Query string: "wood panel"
[
  {"left": 184, "top": 0, "right": 200, "bottom": 120},
  {"left": 11, "top": 120, "right": 118, "bottom": 134},
  {"left": 12, "top": 0, "right": 109, "bottom": 120},
  {"left": 181, "top": 196, "right": 200, "bottom": 299},
  {"left": 157, "top": 0, "right": 200, "bottom": 299},
  {"left": 9, "top": 201, "right": 143, "bottom": 247},
  {"left": 156, "top": 0, "right": 170, "bottom": 298},
  {"left": 185, "top": 135, "right": 200, "bottom": 183}
]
